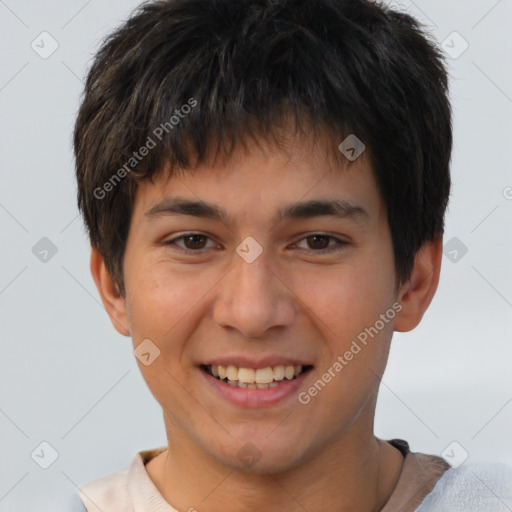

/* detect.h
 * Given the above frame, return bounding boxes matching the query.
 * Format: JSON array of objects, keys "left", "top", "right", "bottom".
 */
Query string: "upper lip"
[{"left": 202, "top": 356, "right": 313, "bottom": 369}]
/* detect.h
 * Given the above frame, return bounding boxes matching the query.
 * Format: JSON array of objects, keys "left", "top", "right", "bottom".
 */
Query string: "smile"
[{"left": 202, "top": 364, "right": 313, "bottom": 389}]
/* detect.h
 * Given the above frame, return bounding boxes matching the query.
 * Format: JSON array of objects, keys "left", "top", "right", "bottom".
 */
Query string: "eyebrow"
[{"left": 144, "top": 197, "right": 369, "bottom": 226}]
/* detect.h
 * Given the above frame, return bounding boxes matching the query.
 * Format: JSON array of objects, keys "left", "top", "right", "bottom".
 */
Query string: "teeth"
[
  {"left": 273, "top": 365, "right": 285, "bottom": 381},
  {"left": 226, "top": 365, "right": 238, "bottom": 381},
  {"left": 255, "top": 367, "right": 274, "bottom": 383},
  {"left": 207, "top": 364, "right": 305, "bottom": 385},
  {"left": 238, "top": 368, "right": 255, "bottom": 383}
]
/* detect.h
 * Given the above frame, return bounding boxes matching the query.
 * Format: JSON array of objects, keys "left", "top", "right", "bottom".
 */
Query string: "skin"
[{"left": 91, "top": 132, "right": 443, "bottom": 511}]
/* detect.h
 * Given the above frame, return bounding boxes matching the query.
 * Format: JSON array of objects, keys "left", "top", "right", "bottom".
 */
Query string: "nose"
[{"left": 213, "top": 247, "right": 296, "bottom": 339}]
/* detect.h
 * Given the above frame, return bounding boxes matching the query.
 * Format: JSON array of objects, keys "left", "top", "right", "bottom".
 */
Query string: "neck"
[{"left": 146, "top": 420, "right": 404, "bottom": 512}]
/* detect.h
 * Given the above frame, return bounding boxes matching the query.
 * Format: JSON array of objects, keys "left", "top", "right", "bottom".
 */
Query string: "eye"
[
  {"left": 164, "top": 232, "right": 347, "bottom": 255},
  {"left": 293, "top": 234, "right": 347, "bottom": 253},
  {"left": 165, "top": 233, "right": 219, "bottom": 253}
]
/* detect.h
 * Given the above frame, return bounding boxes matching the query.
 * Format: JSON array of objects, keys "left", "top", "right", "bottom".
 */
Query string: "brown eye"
[
  {"left": 182, "top": 234, "right": 208, "bottom": 250},
  {"left": 305, "top": 235, "right": 330, "bottom": 250},
  {"left": 165, "top": 233, "right": 217, "bottom": 253},
  {"left": 294, "top": 234, "right": 347, "bottom": 253}
]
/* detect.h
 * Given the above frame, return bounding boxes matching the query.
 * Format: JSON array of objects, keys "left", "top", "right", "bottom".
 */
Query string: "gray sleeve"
[
  {"left": 69, "top": 492, "right": 88, "bottom": 512},
  {"left": 416, "top": 463, "right": 512, "bottom": 511}
]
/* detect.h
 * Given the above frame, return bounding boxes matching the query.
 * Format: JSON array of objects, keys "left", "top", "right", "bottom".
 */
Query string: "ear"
[
  {"left": 394, "top": 235, "right": 443, "bottom": 332},
  {"left": 90, "top": 246, "right": 131, "bottom": 337}
]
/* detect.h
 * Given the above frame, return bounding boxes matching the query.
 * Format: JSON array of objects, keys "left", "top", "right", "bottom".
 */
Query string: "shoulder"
[
  {"left": 417, "top": 462, "right": 512, "bottom": 511},
  {"left": 75, "top": 447, "right": 167, "bottom": 512},
  {"left": 77, "top": 466, "right": 132, "bottom": 512}
]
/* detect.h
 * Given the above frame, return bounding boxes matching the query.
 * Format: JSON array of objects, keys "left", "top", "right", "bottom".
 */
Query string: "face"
[{"left": 118, "top": 135, "right": 401, "bottom": 473}]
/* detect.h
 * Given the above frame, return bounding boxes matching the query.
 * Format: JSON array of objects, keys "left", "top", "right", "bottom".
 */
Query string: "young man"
[{"left": 72, "top": 0, "right": 512, "bottom": 510}]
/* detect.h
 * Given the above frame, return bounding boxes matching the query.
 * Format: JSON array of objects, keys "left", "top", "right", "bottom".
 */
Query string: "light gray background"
[{"left": 0, "top": 0, "right": 511, "bottom": 510}]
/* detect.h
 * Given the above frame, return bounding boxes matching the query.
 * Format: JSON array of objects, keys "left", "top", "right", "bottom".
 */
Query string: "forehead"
[{"left": 131, "top": 130, "right": 383, "bottom": 227}]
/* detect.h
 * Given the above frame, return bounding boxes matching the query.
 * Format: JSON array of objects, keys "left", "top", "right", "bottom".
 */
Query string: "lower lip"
[{"left": 200, "top": 368, "right": 312, "bottom": 408}]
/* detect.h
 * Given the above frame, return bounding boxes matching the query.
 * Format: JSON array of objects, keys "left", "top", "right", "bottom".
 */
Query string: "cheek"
[
  {"left": 305, "top": 267, "right": 395, "bottom": 337},
  {"left": 125, "top": 266, "right": 202, "bottom": 408},
  {"left": 125, "top": 259, "right": 192, "bottom": 333},
  {"left": 294, "top": 250, "right": 397, "bottom": 383},
  {"left": 300, "top": 269, "right": 396, "bottom": 417},
  {"left": 124, "top": 261, "right": 222, "bottom": 364}
]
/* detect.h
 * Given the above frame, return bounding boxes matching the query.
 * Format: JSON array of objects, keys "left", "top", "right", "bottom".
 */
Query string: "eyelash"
[{"left": 164, "top": 233, "right": 348, "bottom": 255}]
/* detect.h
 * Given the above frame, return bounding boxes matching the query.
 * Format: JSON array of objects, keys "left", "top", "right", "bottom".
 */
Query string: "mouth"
[{"left": 200, "top": 364, "right": 314, "bottom": 390}]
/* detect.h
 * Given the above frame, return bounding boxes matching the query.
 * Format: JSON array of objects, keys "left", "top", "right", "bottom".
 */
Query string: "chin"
[{"left": 211, "top": 433, "right": 310, "bottom": 475}]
